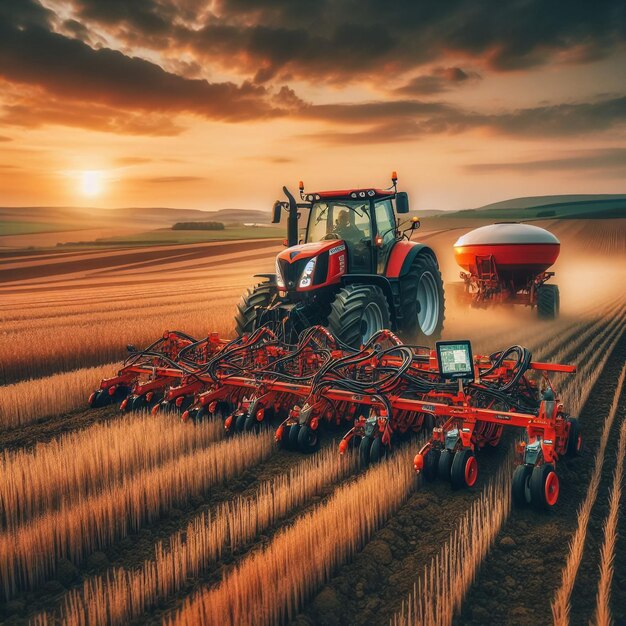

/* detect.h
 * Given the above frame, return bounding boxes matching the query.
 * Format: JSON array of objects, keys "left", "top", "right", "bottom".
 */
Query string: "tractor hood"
[
  {"left": 276, "top": 240, "right": 347, "bottom": 291},
  {"left": 277, "top": 240, "right": 343, "bottom": 263}
]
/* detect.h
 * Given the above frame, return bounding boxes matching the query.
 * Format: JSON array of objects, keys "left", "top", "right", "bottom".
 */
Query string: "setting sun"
[{"left": 80, "top": 170, "right": 103, "bottom": 197}]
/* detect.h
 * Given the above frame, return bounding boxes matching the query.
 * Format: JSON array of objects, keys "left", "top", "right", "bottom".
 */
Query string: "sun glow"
[{"left": 81, "top": 170, "right": 103, "bottom": 197}]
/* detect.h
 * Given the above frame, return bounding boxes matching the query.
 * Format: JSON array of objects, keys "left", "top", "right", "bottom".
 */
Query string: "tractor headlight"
[
  {"left": 298, "top": 258, "right": 316, "bottom": 288},
  {"left": 275, "top": 258, "right": 285, "bottom": 288}
]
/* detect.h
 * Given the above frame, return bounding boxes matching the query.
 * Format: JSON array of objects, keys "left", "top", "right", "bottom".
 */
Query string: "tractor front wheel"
[
  {"left": 399, "top": 253, "right": 445, "bottom": 340},
  {"left": 327, "top": 284, "right": 391, "bottom": 348},
  {"left": 235, "top": 282, "right": 275, "bottom": 336}
]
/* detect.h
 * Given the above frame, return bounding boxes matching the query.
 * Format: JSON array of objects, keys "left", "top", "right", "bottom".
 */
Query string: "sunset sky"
[{"left": 0, "top": 0, "right": 624, "bottom": 211}]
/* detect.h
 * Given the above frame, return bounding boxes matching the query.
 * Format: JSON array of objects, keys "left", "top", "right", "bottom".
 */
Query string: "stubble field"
[{"left": 0, "top": 218, "right": 624, "bottom": 626}]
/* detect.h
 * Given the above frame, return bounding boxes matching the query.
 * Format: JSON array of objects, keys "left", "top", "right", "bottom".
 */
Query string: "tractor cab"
[{"left": 236, "top": 173, "right": 445, "bottom": 347}]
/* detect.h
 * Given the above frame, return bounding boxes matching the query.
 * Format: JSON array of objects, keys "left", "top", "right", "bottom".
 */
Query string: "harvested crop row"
[
  {"left": 168, "top": 447, "right": 416, "bottom": 626},
  {"left": 0, "top": 307, "right": 234, "bottom": 384},
  {"left": 0, "top": 432, "right": 273, "bottom": 600},
  {"left": 39, "top": 446, "right": 359, "bottom": 626},
  {"left": 0, "top": 413, "right": 222, "bottom": 530},
  {"left": 0, "top": 363, "right": 118, "bottom": 430},
  {"left": 551, "top": 364, "right": 626, "bottom": 626},
  {"left": 392, "top": 461, "right": 512, "bottom": 626},
  {"left": 593, "top": 410, "right": 626, "bottom": 626}
]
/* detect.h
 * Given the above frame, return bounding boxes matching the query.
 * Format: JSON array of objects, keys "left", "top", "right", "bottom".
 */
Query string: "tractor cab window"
[
  {"left": 306, "top": 201, "right": 372, "bottom": 272},
  {"left": 374, "top": 199, "right": 396, "bottom": 273}
]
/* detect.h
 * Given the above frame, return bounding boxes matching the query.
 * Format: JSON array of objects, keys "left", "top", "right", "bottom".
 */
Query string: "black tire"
[
  {"left": 398, "top": 253, "right": 445, "bottom": 340},
  {"left": 297, "top": 425, "right": 320, "bottom": 453},
  {"left": 235, "top": 282, "right": 275, "bottom": 336},
  {"left": 359, "top": 435, "right": 373, "bottom": 469},
  {"left": 450, "top": 449, "right": 478, "bottom": 490},
  {"left": 327, "top": 284, "right": 391, "bottom": 348},
  {"left": 235, "top": 412, "right": 247, "bottom": 432},
  {"left": 438, "top": 449, "right": 454, "bottom": 482},
  {"left": 566, "top": 418, "right": 582, "bottom": 457},
  {"left": 530, "top": 463, "right": 559, "bottom": 510},
  {"left": 512, "top": 464, "right": 533, "bottom": 507},
  {"left": 243, "top": 416, "right": 260, "bottom": 433},
  {"left": 288, "top": 423, "right": 301, "bottom": 449},
  {"left": 537, "top": 284, "right": 560, "bottom": 320},
  {"left": 422, "top": 448, "right": 440, "bottom": 482},
  {"left": 369, "top": 437, "right": 388, "bottom": 464},
  {"left": 89, "top": 389, "right": 110, "bottom": 408},
  {"left": 131, "top": 395, "right": 148, "bottom": 411}
]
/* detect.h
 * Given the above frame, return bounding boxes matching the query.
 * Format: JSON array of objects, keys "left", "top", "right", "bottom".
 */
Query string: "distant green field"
[
  {"left": 437, "top": 198, "right": 626, "bottom": 221},
  {"left": 0, "top": 221, "right": 79, "bottom": 236},
  {"left": 93, "top": 226, "right": 285, "bottom": 246}
]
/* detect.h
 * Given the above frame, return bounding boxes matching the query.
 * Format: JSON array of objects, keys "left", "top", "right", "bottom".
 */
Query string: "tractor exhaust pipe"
[{"left": 283, "top": 186, "right": 299, "bottom": 247}]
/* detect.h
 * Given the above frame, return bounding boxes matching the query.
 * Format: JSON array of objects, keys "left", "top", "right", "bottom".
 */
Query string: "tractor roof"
[{"left": 303, "top": 188, "right": 394, "bottom": 202}]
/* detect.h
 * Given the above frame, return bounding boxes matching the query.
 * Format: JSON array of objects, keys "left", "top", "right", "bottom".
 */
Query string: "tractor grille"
[{"left": 279, "top": 258, "right": 308, "bottom": 289}]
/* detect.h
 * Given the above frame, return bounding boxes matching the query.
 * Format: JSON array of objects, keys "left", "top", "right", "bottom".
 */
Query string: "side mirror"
[
  {"left": 395, "top": 192, "right": 409, "bottom": 214},
  {"left": 272, "top": 200, "right": 282, "bottom": 224}
]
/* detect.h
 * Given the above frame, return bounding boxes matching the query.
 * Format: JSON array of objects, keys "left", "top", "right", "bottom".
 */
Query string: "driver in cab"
[{"left": 333, "top": 209, "right": 362, "bottom": 243}]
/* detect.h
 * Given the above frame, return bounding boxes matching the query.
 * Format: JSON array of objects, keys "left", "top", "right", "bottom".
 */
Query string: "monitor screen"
[{"left": 436, "top": 341, "right": 474, "bottom": 380}]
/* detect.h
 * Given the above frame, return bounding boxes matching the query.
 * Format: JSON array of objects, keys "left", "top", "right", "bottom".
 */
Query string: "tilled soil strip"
[{"left": 452, "top": 328, "right": 626, "bottom": 626}]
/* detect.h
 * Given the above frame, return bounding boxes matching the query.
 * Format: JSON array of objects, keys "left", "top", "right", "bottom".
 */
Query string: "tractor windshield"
[{"left": 306, "top": 201, "right": 371, "bottom": 244}]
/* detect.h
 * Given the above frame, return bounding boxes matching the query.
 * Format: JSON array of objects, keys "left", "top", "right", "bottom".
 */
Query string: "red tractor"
[{"left": 235, "top": 173, "right": 445, "bottom": 347}]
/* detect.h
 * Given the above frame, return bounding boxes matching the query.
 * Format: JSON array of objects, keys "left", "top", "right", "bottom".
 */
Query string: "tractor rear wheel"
[
  {"left": 235, "top": 282, "right": 275, "bottom": 336},
  {"left": 398, "top": 254, "right": 445, "bottom": 340},
  {"left": 327, "top": 284, "right": 391, "bottom": 348},
  {"left": 537, "top": 284, "right": 560, "bottom": 319}
]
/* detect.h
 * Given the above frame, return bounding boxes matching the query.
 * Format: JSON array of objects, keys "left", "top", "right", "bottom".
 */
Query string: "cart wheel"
[
  {"left": 422, "top": 448, "right": 440, "bottom": 482},
  {"left": 530, "top": 463, "right": 559, "bottom": 510},
  {"left": 359, "top": 435, "right": 373, "bottom": 469},
  {"left": 369, "top": 437, "right": 388, "bottom": 465},
  {"left": 566, "top": 418, "right": 582, "bottom": 457},
  {"left": 451, "top": 450, "right": 478, "bottom": 490},
  {"left": 512, "top": 464, "right": 533, "bottom": 507},
  {"left": 288, "top": 423, "right": 301, "bottom": 450},
  {"left": 298, "top": 425, "right": 320, "bottom": 453},
  {"left": 438, "top": 449, "right": 454, "bottom": 482},
  {"left": 235, "top": 413, "right": 247, "bottom": 432},
  {"left": 243, "top": 416, "right": 260, "bottom": 433}
]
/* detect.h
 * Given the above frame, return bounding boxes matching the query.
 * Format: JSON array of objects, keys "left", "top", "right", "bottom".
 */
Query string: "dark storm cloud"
[
  {"left": 60, "top": 0, "right": 625, "bottom": 81},
  {"left": 396, "top": 68, "right": 482, "bottom": 96},
  {"left": 465, "top": 148, "right": 626, "bottom": 175},
  {"left": 0, "top": 0, "right": 283, "bottom": 134},
  {"left": 300, "top": 96, "right": 626, "bottom": 144}
]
